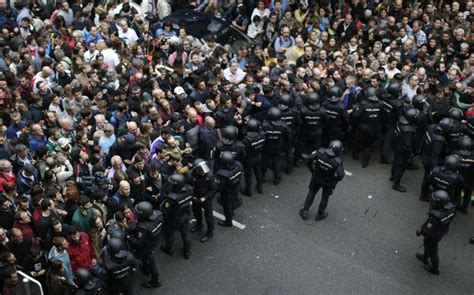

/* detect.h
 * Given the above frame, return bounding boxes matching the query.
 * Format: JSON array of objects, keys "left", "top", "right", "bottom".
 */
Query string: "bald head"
[{"left": 205, "top": 116, "right": 215, "bottom": 128}]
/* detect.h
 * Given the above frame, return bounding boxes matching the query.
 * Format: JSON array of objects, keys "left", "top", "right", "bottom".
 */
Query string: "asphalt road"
[{"left": 135, "top": 154, "right": 474, "bottom": 294}]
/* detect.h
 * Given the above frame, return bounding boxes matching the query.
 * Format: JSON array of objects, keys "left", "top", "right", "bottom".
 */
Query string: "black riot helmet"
[
  {"left": 459, "top": 135, "right": 472, "bottom": 150},
  {"left": 222, "top": 125, "right": 238, "bottom": 144},
  {"left": 444, "top": 154, "right": 459, "bottom": 171},
  {"left": 365, "top": 87, "right": 379, "bottom": 102},
  {"left": 75, "top": 268, "right": 95, "bottom": 290},
  {"left": 219, "top": 151, "right": 234, "bottom": 167},
  {"left": 107, "top": 238, "right": 127, "bottom": 259},
  {"left": 404, "top": 107, "right": 419, "bottom": 123},
  {"left": 326, "top": 140, "right": 343, "bottom": 157},
  {"left": 268, "top": 107, "right": 281, "bottom": 121},
  {"left": 387, "top": 82, "right": 401, "bottom": 97},
  {"left": 412, "top": 94, "right": 427, "bottom": 108},
  {"left": 448, "top": 107, "right": 463, "bottom": 121},
  {"left": 435, "top": 117, "right": 453, "bottom": 135},
  {"left": 306, "top": 92, "right": 320, "bottom": 110},
  {"left": 329, "top": 86, "right": 342, "bottom": 97},
  {"left": 168, "top": 173, "right": 186, "bottom": 192},
  {"left": 278, "top": 94, "right": 292, "bottom": 111},
  {"left": 328, "top": 86, "right": 342, "bottom": 103},
  {"left": 246, "top": 118, "right": 260, "bottom": 132},
  {"left": 431, "top": 190, "right": 450, "bottom": 210},
  {"left": 135, "top": 201, "right": 154, "bottom": 220},
  {"left": 193, "top": 158, "right": 210, "bottom": 175}
]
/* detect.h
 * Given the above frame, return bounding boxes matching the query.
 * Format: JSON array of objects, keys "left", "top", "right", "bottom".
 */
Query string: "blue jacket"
[{"left": 28, "top": 134, "right": 47, "bottom": 155}]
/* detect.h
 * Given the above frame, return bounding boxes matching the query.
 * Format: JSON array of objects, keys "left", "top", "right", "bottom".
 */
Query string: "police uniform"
[
  {"left": 280, "top": 104, "right": 300, "bottom": 174},
  {"left": 262, "top": 108, "right": 289, "bottom": 185},
  {"left": 296, "top": 101, "right": 325, "bottom": 161},
  {"left": 322, "top": 98, "right": 349, "bottom": 146},
  {"left": 215, "top": 154, "right": 242, "bottom": 226},
  {"left": 300, "top": 142, "right": 345, "bottom": 221},
  {"left": 453, "top": 137, "right": 474, "bottom": 212},
  {"left": 128, "top": 202, "right": 163, "bottom": 288},
  {"left": 242, "top": 124, "right": 265, "bottom": 195},
  {"left": 420, "top": 124, "right": 448, "bottom": 200},
  {"left": 351, "top": 95, "right": 384, "bottom": 167},
  {"left": 390, "top": 109, "right": 418, "bottom": 192},
  {"left": 428, "top": 165, "right": 464, "bottom": 206},
  {"left": 189, "top": 161, "right": 216, "bottom": 241},
  {"left": 379, "top": 86, "right": 404, "bottom": 163},
  {"left": 160, "top": 179, "right": 193, "bottom": 259},
  {"left": 416, "top": 191, "right": 456, "bottom": 275},
  {"left": 101, "top": 245, "right": 137, "bottom": 295}
]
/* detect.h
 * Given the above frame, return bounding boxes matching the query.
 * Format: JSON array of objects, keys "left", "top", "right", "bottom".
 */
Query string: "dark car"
[{"left": 152, "top": 9, "right": 256, "bottom": 52}]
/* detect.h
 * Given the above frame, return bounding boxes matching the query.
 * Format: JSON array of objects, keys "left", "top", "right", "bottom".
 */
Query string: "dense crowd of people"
[{"left": 0, "top": 0, "right": 472, "bottom": 293}]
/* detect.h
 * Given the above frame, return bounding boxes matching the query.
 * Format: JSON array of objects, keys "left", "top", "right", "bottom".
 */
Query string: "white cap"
[{"left": 174, "top": 86, "right": 185, "bottom": 95}]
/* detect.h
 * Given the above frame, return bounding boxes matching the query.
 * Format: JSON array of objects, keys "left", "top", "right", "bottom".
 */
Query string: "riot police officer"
[
  {"left": 101, "top": 238, "right": 138, "bottom": 295},
  {"left": 189, "top": 158, "right": 216, "bottom": 242},
  {"left": 390, "top": 107, "right": 419, "bottom": 192},
  {"left": 445, "top": 107, "right": 465, "bottom": 154},
  {"left": 278, "top": 94, "right": 301, "bottom": 174},
  {"left": 74, "top": 268, "right": 106, "bottom": 295},
  {"left": 420, "top": 118, "right": 452, "bottom": 201},
  {"left": 322, "top": 86, "right": 349, "bottom": 146},
  {"left": 380, "top": 82, "right": 404, "bottom": 163},
  {"left": 427, "top": 155, "right": 464, "bottom": 206},
  {"left": 296, "top": 92, "right": 326, "bottom": 161},
  {"left": 241, "top": 119, "right": 265, "bottom": 196},
  {"left": 416, "top": 190, "right": 456, "bottom": 275},
  {"left": 351, "top": 87, "right": 384, "bottom": 168},
  {"left": 299, "top": 140, "right": 345, "bottom": 221},
  {"left": 453, "top": 136, "right": 474, "bottom": 213},
  {"left": 412, "top": 94, "right": 433, "bottom": 154},
  {"left": 128, "top": 201, "right": 163, "bottom": 288},
  {"left": 160, "top": 173, "right": 193, "bottom": 259},
  {"left": 215, "top": 151, "right": 242, "bottom": 227},
  {"left": 213, "top": 125, "right": 246, "bottom": 170},
  {"left": 262, "top": 107, "right": 289, "bottom": 185}
]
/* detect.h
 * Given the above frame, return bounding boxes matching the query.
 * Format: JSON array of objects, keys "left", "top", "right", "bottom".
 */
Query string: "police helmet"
[
  {"left": 193, "top": 158, "right": 210, "bottom": 175},
  {"left": 307, "top": 92, "right": 320, "bottom": 109},
  {"left": 219, "top": 151, "right": 234, "bottom": 166},
  {"left": 412, "top": 94, "right": 427, "bottom": 107},
  {"left": 168, "top": 173, "right": 186, "bottom": 192},
  {"left": 444, "top": 154, "right": 459, "bottom": 171},
  {"left": 404, "top": 107, "right": 419, "bottom": 123},
  {"left": 74, "top": 268, "right": 95, "bottom": 290},
  {"left": 459, "top": 135, "right": 472, "bottom": 150},
  {"left": 107, "top": 238, "right": 127, "bottom": 259},
  {"left": 246, "top": 118, "right": 260, "bottom": 132},
  {"left": 326, "top": 140, "right": 343, "bottom": 157},
  {"left": 435, "top": 117, "right": 453, "bottom": 135},
  {"left": 135, "top": 201, "right": 154, "bottom": 220},
  {"left": 278, "top": 94, "right": 292, "bottom": 111},
  {"left": 329, "top": 86, "right": 342, "bottom": 98},
  {"left": 387, "top": 82, "right": 401, "bottom": 96},
  {"left": 448, "top": 107, "right": 463, "bottom": 121},
  {"left": 268, "top": 107, "right": 281, "bottom": 121},
  {"left": 365, "top": 87, "right": 379, "bottom": 102},
  {"left": 431, "top": 190, "right": 450, "bottom": 209},
  {"left": 222, "top": 125, "right": 238, "bottom": 144}
]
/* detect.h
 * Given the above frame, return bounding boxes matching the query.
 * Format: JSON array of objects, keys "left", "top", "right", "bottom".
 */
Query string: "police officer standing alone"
[
  {"left": 241, "top": 119, "right": 265, "bottom": 196},
  {"left": 215, "top": 151, "right": 242, "bottom": 227},
  {"left": 160, "top": 173, "right": 193, "bottom": 259},
  {"left": 101, "top": 238, "right": 138, "bottom": 295},
  {"left": 128, "top": 201, "right": 163, "bottom": 288},
  {"left": 299, "top": 140, "right": 345, "bottom": 221},
  {"left": 416, "top": 190, "right": 456, "bottom": 275},
  {"left": 189, "top": 159, "right": 216, "bottom": 242}
]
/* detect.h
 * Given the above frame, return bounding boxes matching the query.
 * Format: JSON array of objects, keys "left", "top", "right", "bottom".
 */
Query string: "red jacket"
[
  {"left": 67, "top": 232, "right": 96, "bottom": 271},
  {"left": 0, "top": 172, "right": 16, "bottom": 192},
  {"left": 12, "top": 221, "right": 37, "bottom": 240}
]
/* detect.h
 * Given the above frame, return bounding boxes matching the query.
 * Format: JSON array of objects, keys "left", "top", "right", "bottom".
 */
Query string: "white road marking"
[
  {"left": 212, "top": 210, "right": 246, "bottom": 230},
  {"left": 344, "top": 170, "right": 353, "bottom": 176}
]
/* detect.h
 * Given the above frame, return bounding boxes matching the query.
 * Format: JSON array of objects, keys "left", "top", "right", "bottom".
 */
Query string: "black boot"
[
  {"left": 299, "top": 208, "right": 308, "bottom": 220},
  {"left": 143, "top": 281, "right": 162, "bottom": 288},
  {"left": 415, "top": 253, "right": 428, "bottom": 265},
  {"left": 200, "top": 232, "right": 213, "bottom": 243},
  {"left": 315, "top": 211, "right": 328, "bottom": 221},
  {"left": 218, "top": 220, "right": 233, "bottom": 227},
  {"left": 160, "top": 245, "right": 174, "bottom": 256},
  {"left": 190, "top": 223, "right": 203, "bottom": 233},
  {"left": 424, "top": 265, "right": 439, "bottom": 275},
  {"left": 240, "top": 188, "right": 252, "bottom": 197},
  {"left": 256, "top": 184, "right": 263, "bottom": 194},
  {"left": 392, "top": 184, "right": 406, "bottom": 193}
]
